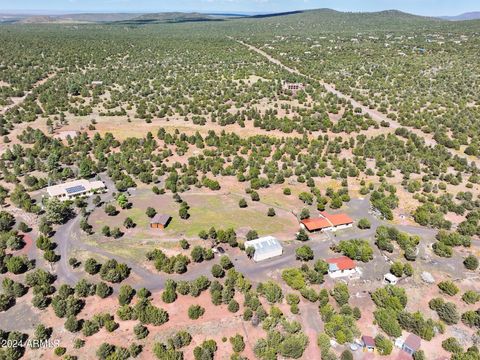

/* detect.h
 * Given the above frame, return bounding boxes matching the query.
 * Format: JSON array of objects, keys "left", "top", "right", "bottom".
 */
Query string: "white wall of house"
[
  {"left": 254, "top": 248, "right": 283, "bottom": 262},
  {"left": 329, "top": 223, "right": 353, "bottom": 232},
  {"left": 328, "top": 268, "right": 358, "bottom": 278}
]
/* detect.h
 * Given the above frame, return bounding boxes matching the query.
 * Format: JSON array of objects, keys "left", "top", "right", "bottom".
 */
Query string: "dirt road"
[
  {"left": 0, "top": 72, "right": 57, "bottom": 116},
  {"left": 234, "top": 38, "right": 480, "bottom": 167}
]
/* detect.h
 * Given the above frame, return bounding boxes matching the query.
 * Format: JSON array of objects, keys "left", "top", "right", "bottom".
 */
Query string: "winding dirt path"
[
  {"left": 0, "top": 72, "right": 57, "bottom": 116},
  {"left": 234, "top": 38, "right": 480, "bottom": 168}
]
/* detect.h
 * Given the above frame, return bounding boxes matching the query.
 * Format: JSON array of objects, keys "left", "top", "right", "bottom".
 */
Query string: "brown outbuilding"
[{"left": 150, "top": 214, "right": 172, "bottom": 229}]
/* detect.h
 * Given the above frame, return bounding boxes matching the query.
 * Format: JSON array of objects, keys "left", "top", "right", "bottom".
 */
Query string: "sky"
[{"left": 0, "top": 0, "right": 478, "bottom": 17}]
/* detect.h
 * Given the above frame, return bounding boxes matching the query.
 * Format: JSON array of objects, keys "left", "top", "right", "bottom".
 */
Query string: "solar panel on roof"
[{"left": 65, "top": 185, "right": 86, "bottom": 194}]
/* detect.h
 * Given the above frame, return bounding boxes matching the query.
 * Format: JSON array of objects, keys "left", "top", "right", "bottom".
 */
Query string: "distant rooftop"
[{"left": 47, "top": 179, "right": 105, "bottom": 198}]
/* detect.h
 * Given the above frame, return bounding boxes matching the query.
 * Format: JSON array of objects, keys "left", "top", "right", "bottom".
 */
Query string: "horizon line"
[{"left": 0, "top": 8, "right": 478, "bottom": 18}]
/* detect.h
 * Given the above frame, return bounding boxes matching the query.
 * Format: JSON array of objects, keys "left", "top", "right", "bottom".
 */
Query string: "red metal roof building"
[
  {"left": 300, "top": 211, "right": 353, "bottom": 232},
  {"left": 326, "top": 256, "right": 357, "bottom": 271}
]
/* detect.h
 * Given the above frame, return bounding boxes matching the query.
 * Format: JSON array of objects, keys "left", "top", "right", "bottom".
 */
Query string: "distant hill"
[
  {"left": 117, "top": 12, "right": 219, "bottom": 24},
  {"left": 440, "top": 12, "right": 480, "bottom": 21},
  {"left": 230, "top": 9, "right": 445, "bottom": 34},
  {"left": 0, "top": 8, "right": 447, "bottom": 28},
  {"left": 15, "top": 13, "right": 142, "bottom": 24}
]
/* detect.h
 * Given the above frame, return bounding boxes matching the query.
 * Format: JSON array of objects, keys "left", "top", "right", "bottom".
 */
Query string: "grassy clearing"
[
  {"left": 83, "top": 236, "right": 161, "bottom": 261},
  {"left": 166, "top": 193, "right": 295, "bottom": 238}
]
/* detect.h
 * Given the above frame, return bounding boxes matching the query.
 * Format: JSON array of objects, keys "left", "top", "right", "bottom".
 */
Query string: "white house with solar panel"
[
  {"left": 244, "top": 236, "right": 283, "bottom": 262},
  {"left": 47, "top": 179, "right": 106, "bottom": 200}
]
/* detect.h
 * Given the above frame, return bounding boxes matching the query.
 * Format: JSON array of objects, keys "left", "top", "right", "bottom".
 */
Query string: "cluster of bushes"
[
  {"left": 146, "top": 249, "right": 190, "bottom": 274},
  {"left": 254, "top": 308, "right": 309, "bottom": 359},
  {"left": 257, "top": 281, "right": 283, "bottom": 304},
  {"left": 1, "top": 253, "right": 34, "bottom": 275},
  {"left": 462, "top": 290, "right": 480, "bottom": 304},
  {"left": 198, "top": 227, "right": 238, "bottom": 247},
  {"left": 96, "top": 342, "right": 142, "bottom": 359},
  {"left": 0, "top": 278, "right": 28, "bottom": 312},
  {"left": 375, "top": 226, "right": 419, "bottom": 261},
  {"left": 429, "top": 298, "right": 460, "bottom": 325},
  {"left": 176, "top": 276, "right": 212, "bottom": 298},
  {"left": 372, "top": 285, "right": 440, "bottom": 340},
  {"left": 51, "top": 285, "right": 85, "bottom": 319},
  {"left": 369, "top": 185, "right": 399, "bottom": 220},
  {"left": 390, "top": 261, "right": 413, "bottom": 277},
  {"left": 317, "top": 284, "right": 361, "bottom": 346},
  {"left": 457, "top": 210, "right": 480, "bottom": 237},
  {"left": 83, "top": 257, "right": 130, "bottom": 283},
  {"left": 413, "top": 202, "right": 451, "bottom": 229},
  {"left": 461, "top": 309, "right": 480, "bottom": 329},
  {"left": 117, "top": 297, "right": 169, "bottom": 326},
  {"left": 438, "top": 280, "right": 459, "bottom": 296},
  {"left": 432, "top": 230, "right": 471, "bottom": 258},
  {"left": 25, "top": 268, "right": 56, "bottom": 309},
  {"left": 333, "top": 239, "right": 373, "bottom": 262},
  {"left": 82, "top": 313, "right": 119, "bottom": 337},
  {"left": 282, "top": 262, "right": 325, "bottom": 291},
  {"left": 320, "top": 304, "right": 360, "bottom": 344},
  {"left": 190, "top": 246, "right": 214, "bottom": 263},
  {"left": 209, "top": 269, "right": 251, "bottom": 314},
  {"left": 193, "top": 340, "right": 218, "bottom": 360},
  {"left": 152, "top": 331, "right": 192, "bottom": 359}
]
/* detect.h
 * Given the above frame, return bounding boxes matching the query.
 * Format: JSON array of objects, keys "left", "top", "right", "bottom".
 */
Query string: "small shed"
[
  {"left": 402, "top": 333, "right": 421, "bottom": 355},
  {"left": 362, "top": 335, "right": 375, "bottom": 352},
  {"left": 150, "top": 214, "right": 171, "bottom": 229}
]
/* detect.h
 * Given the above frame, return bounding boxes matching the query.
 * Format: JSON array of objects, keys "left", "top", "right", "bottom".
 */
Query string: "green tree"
[{"left": 295, "top": 245, "right": 314, "bottom": 261}]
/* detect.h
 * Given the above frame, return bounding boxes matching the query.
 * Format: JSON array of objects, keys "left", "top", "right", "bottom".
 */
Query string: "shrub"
[
  {"left": 211, "top": 264, "right": 225, "bottom": 278},
  {"left": 230, "top": 335, "right": 245, "bottom": 353},
  {"left": 442, "top": 337, "right": 463, "bottom": 353},
  {"left": 220, "top": 255, "right": 233, "bottom": 270},
  {"left": 118, "top": 285, "right": 135, "bottom": 305},
  {"left": 296, "top": 229, "right": 310, "bottom": 242},
  {"left": 464, "top": 255, "right": 479, "bottom": 270},
  {"left": 145, "top": 207, "right": 156, "bottom": 218},
  {"left": 95, "top": 282, "right": 112, "bottom": 298},
  {"left": 336, "top": 239, "right": 373, "bottom": 262},
  {"left": 462, "top": 290, "right": 480, "bottom": 304},
  {"left": 257, "top": 281, "right": 283, "bottom": 304},
  {"left": 295, "top": 245, "right": 314, "bottom": 261},
  {"left": 134, "top": 324, "right": 149, "bottom": 340},
  {"left": 438, "top": 280, "right": 459, "bottom": 296},
  {"left": 228, "top": 299, "right": 240, "bottom": 313},
  {"left": 332, "top": 283, "right": 350, "bottom": 306},
  {"left": 84, "top": 258, "right": 100, "bottom": 275},
  {"left": 340, "top": 350, "right": 354, "bottom": 360},
  {"left": 375, "top": 334, "right": 393, "bottom": 355},
  {"left": 161, "top": 288, "right": 177, "bottom": 304},
  {"left": 357, "top": 218, "right": 371, "bottom": 229},
  {"left": 99, "top": 259, "right": 130, "bottom": 283},
  {"left": 188, "top": 305, "right": 205, "bottom": 320},
  {"left": 54, "top": 347, "right": 67, "bottom": 356},
  {"left": 429, "top": 298, "right": 459, "bottom": 325},
  {"left": 374, "top": 309, "right": 402, "bottom": 337},
  {"left": 282, "top": 268, "right": 306, "bottom": 290},
  {"left": 278, "top": 333, "right": 309, "bottom": 359},
  {"left": 390, "top": 262, "right": 404, "bottom": 277}
]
